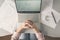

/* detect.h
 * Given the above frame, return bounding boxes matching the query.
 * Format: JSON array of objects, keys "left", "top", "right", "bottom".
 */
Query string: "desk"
[{"left": 0, "top": 28, "right": 11, "bottom": 37}]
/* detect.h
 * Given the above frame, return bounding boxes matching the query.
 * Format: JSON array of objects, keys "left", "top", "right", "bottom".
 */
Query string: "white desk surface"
[{"left": 0, "top": 28, "right": 11, "bottom": 37}]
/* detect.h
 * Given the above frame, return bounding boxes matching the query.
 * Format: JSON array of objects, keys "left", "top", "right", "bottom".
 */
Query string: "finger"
[
  {"left": 25, "top": 23, "right": 32, "bottom": 28},
  {"left": 24, "top": 27, "right": 29, "bottom": 29},
  {"left": 25, "top": 20, "right": 33, "bottom": 25},
  {"left": 26, "top": 23, "right": 34, "bottom": 28}
]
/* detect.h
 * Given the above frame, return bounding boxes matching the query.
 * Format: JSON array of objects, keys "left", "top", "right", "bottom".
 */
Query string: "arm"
[
  {"left": 33, "top": 28, "right": 45, "bottom": 40},
  {"left": 26, "top": 20, "right": 45, "bottom": 40},
  {"left": 11, "top": 26, "right": 24, "bottom": 40},
  {"left": 11, "top": 22, "right": 30, "bottom": 40},
  {"left": 11, "top": 20, "right": 45, "bottom": 40}
]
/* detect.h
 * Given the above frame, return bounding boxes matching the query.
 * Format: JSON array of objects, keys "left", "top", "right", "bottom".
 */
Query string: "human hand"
[
  {"left": 16, "top": 20, "right": 40, "bottom": 33},
  {"left": 16, "top": 20, "right": 33, "bottom": 33},
  {"left": 25, "top": 20, "right": 40, "bottom": 33},
  {"left": 25, "top": 20, "right": 35, "bottom": 29}
]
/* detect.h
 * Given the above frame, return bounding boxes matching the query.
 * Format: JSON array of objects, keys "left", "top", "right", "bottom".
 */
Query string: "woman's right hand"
[{"left": 25, "top": 20, "right": 40, "bottom": 33}]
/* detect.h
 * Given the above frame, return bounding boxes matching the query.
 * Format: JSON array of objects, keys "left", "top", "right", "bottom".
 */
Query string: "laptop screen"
[{"left": 15, "top": 0, "right": 41, "bottom": 13}]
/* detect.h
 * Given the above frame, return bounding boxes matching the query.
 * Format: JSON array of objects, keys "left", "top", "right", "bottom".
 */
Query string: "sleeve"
[
  {"left": 35, "top": 33, "right": 45, "bottom": 40},
  {"left": 11, "top": 32, "right": 20, "bottom": 40}
]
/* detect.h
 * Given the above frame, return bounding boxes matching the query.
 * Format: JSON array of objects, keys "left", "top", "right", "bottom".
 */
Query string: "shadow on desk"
[{"left": 0, "top": 35, "right": 60, "bottom": 40}]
